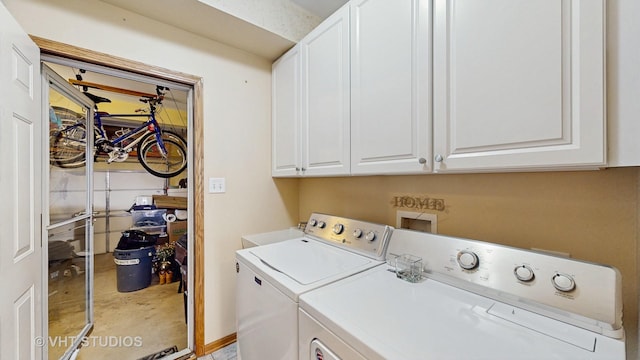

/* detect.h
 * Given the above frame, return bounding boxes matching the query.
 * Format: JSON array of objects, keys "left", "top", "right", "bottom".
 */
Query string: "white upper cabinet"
[
  {"left": 272, "top": 0, "right": 607, "bottom": 177},
  {"left": 301, "top": 4, "right": 351, "bottom": 176},
  {"left": 432, "top": 0, "right": 606, "bottom": 172},
  {"left": 272, "top": 45, "right": 301, "bottom": 177},
  {"left": 350, "top": 0, "right": 432, "bottom": 175},
  {"left": 607, "top": 0, "right": 640, "bottom": 167}
]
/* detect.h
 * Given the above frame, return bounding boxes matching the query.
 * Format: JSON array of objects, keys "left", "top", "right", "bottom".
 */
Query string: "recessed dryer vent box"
[{"left": 396, "top": 211, "right": 437, "bottom": 233}]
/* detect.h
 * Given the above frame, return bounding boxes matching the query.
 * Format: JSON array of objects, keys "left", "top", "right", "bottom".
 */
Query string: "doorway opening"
[{"left": 37, "top": 37, "right": 205, "bottom": 359}]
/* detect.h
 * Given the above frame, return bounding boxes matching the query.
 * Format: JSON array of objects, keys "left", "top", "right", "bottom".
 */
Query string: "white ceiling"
[
  {"left": 99, "top": 0, "right": 295, "bottom": 60},
  {"left": 290, "top": 0, "right": 348, "bottom": 19},
  {"left": 98, "top": 0, "right": 349, "bottom": 60}
]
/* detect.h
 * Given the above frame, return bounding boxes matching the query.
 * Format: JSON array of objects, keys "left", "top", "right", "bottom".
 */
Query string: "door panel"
[
  {"left": 15, "top": 285, "right": 36, "bottom": 359},
  {"left": 272, "top": 46, "right": 301, "bottom": 177},
  {"left": 301, "top": 4, "right": 350, "bottom": 176},
  {"left": 13, "top": 114, "right": 36, "bottom": 261},
  {"left": 449, "top": 1, "right": 564, "bottom": 150},
  {"left": 48, "top": 86, "right": 90, "bottom": 224},
  {"left": 433, "top": 0, "right": 606, "bottom": 171},
  {"left": 350, "top": 0, "right": 432, "bottom": 174},
  {"left": 0, "top": 3, "right": 42, "bottom": 360},
  {"left": 44, "top": 65, "right": 95, "bottom": 359},
  {"left": 47, "top": 219, "right": 92, "bottom": 359}
]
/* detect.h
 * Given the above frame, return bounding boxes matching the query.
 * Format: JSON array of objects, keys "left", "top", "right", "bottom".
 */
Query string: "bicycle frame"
[{"left": 94, "top": 110, "right": 168, "bottom": 157}]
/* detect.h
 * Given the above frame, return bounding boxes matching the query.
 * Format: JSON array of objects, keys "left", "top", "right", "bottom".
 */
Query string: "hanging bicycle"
[{"left": 50, "top": 87, "right": 187, "bottom": 178}]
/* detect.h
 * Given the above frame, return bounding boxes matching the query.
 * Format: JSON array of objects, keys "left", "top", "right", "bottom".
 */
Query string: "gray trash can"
[{"left": 114, "top": 246, "right": 156, "bottom": 292}]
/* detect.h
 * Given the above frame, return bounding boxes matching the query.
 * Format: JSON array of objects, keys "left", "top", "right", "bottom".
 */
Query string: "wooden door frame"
[{"left": 31, "top": 36, "right": 207, "bottom": 356}]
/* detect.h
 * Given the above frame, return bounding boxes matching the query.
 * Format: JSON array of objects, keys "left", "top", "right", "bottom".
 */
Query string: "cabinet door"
[
  {"left": 350, "top": 0, "right": 432, "bottom": 175},
  {"left": 433, "top": 0, "right": 606, "bottom": 172},
  {"left": 301, "top": 4, "right": 350, "bottom": 176},
  {"left": 272, "top": 46, "right": 301, "bottom": 177}
]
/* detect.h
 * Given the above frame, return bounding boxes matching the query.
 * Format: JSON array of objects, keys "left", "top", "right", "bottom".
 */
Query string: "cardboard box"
[
  {"left": 153, "top": 195, "right": 187, "bottom": 210},
  {"left": 167, "top": 220, "right": 187, "bottom": 243},
  {"left": 155, "top": 234, "right": 169, "bottom": 246}
]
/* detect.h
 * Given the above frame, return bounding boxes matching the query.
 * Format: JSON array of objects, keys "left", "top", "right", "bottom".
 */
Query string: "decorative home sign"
[{"left": 391, "top": 196, "right": 445, "bottom": 211}]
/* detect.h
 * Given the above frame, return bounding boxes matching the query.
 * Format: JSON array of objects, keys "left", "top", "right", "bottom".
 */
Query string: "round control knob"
[
  {"left": 309, "top": 219, "right": 317, "bottom": 227},
  {"left": 514, "top": 265, "right": 535, "bottom": 282},
  {"left": 365, "top": 231, "right": 376, "bottom": 242},
  {"left": 552, "top": 273, "right": 575, "bottom": 292},
  {"left": 353, "top": 228, "right": 363, "bottom": 238},
  {"left": 333, "top": 223, "right": 344, "bottom": 235},
  {"left": 317, "top": 221, "right": 326, "bottom": 229},
  {"left": 456, "top": 250, "right": 479, "bottom": 270}
]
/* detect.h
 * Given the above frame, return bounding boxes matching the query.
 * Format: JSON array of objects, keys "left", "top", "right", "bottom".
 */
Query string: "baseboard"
[{"left": 203, "top": 333, "right": 237, "bottom": 355}]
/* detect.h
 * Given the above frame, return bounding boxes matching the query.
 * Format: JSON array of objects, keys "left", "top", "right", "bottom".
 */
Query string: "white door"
[
  {"left": 272, "top": 45, "right": 302, "bottom": 177},
  {"left": 0, "top": 3, "right": 43, "bottom": 359},
  {"left": 432, "top": 0, "right": 606, "bottom": 172},
  {"left": 300, "top": 4, "right": 350, "bottom": 176},
  {"left": 350, "top": 0, "right": 432, "bottom": 175}
]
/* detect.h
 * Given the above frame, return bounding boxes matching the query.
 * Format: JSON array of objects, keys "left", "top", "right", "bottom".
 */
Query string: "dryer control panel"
[{"left": 304, "top": 213, "right": 393, "bottom": 261}]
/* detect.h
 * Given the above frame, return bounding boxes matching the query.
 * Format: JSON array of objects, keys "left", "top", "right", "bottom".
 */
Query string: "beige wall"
[
  {"left": 8, "top": 0, "right": 639, "bottom": 356},
  {"left": 4, "top": 0, "right": 299, "bottom": 345},
  {"left": 299, "top": 167, "right": 639, "bottom": 358}
]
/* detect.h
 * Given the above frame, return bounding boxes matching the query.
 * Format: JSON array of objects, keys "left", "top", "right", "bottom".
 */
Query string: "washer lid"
[{"left": 249, "top": 238, "right": 371, "bottom": 285}]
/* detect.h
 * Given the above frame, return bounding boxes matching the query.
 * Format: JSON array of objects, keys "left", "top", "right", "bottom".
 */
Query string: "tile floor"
[{"left": 197, "top": 343, "right": 237, "bottom": 360}]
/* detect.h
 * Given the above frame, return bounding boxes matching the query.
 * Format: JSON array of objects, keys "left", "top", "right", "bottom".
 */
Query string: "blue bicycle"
[{"left": 50, "top": 88, "right": 187, "bottom": 178}]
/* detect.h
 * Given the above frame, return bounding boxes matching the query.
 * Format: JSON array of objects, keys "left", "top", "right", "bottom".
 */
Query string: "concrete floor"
[{"left": 48, "top": 253, "right": 187, "bottom": 359}]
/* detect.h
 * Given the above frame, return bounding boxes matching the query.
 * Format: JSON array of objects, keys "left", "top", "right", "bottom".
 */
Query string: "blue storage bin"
[{"left": 114, "top": 246, "right": 156, "bottom": 292}]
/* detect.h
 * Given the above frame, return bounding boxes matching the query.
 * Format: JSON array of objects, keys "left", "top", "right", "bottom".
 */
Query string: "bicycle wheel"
[
  {"left": 137, "top": 138, "right": 187, "bottom": 178},
  {"left": 139, "top": 130, "right": 187, "bottom": 151},
  {"left": 50, "top": 120, "right": 87, "bottom": 168}
]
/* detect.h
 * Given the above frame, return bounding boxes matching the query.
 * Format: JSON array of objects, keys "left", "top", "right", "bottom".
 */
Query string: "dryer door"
[
  {"left": 300, "top": 308, "right": 368, "bottom": 359},
  {"left": 311, "top": 339, "right": 341, "bottom": 360}
]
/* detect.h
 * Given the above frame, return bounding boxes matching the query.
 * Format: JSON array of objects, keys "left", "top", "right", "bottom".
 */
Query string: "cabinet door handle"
[
  {"left": 434, "top": 154, "right": 443, "bottom": 163},
  {"left": 418, "top": 157, "right": 427, "bottom": 164}
]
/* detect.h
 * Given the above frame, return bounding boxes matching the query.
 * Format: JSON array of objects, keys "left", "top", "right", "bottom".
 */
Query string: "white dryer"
[
  {"left": 240, "top": 227, "right": 304, "bottom": 248},
  {"left": 299, "top": 229, "right": 626, "bottom": 360},
  {"left": 235, "top": 213, "right": 393, "bottom": 360}
]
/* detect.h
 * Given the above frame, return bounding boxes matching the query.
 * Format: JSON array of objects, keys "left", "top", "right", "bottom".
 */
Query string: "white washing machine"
[
  {"left": 299, "top": 229, "right": 626, "bottom": 360},
  {"left": 235, "top": 213, "right": 393, "bottom": 360}
]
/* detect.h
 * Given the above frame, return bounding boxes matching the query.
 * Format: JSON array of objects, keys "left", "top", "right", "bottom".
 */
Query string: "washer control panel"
[
  {"left": 386, "top": 229, "right": 623, "bottom": 335},
  {"left": 304, "top": 213, "right": 393, "bottom": 260}
]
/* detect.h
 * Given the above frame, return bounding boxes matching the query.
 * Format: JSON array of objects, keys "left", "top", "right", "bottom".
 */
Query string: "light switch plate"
[{"left": 209, "top": 177, "right": 226, "bottom": 193}]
